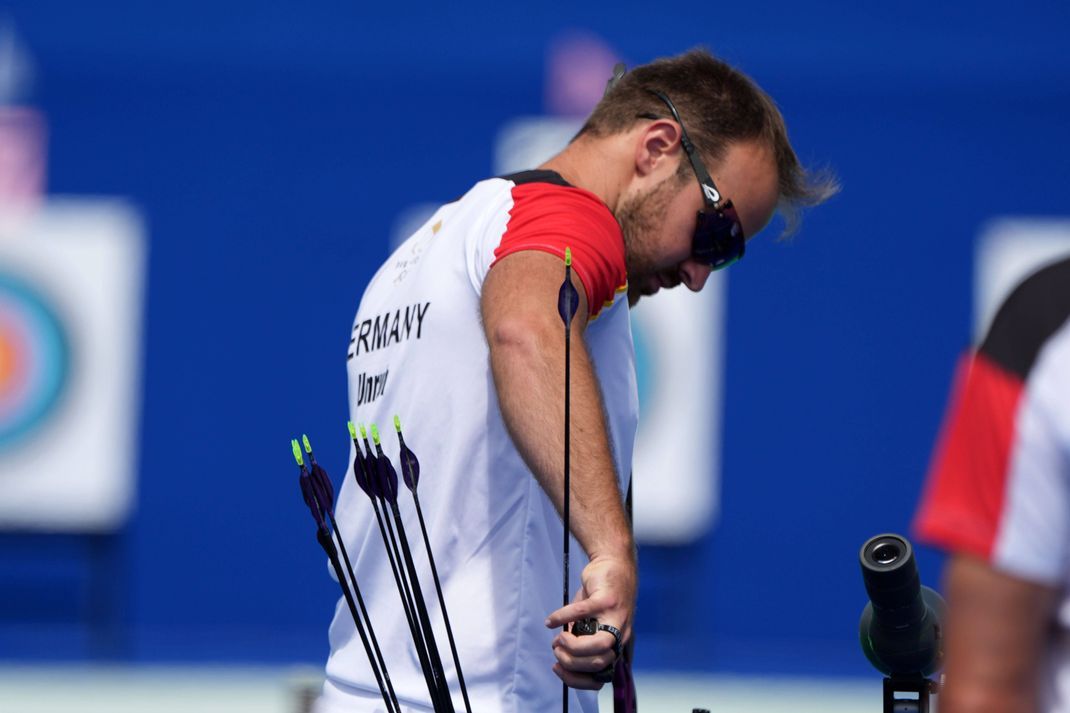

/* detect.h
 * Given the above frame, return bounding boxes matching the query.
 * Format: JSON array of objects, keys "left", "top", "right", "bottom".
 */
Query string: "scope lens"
[{"left": 872, "top": 542, "right": 901, "bottom": 565}]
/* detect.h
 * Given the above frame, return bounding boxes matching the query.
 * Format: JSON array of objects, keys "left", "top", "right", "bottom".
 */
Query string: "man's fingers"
[
  {"left": 553, "top": 630, "right": 620, "bottom": 658},
  {"left": 552, "top": 663, "right": 606, "bottom": 691},
  {"left": 544, "top": 595, "right": 612, "bottom": 629},
  {"left": 552, "top": 641, "right": 615, "bottom": 673}
]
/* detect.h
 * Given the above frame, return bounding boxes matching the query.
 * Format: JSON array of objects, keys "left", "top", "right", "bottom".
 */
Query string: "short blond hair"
[{"left": 578, "top": 48, "right": 839, "bottom": 236}]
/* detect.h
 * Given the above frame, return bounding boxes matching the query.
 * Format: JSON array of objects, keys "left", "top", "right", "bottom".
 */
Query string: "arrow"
[
  {"left": 394, "top": 415, "right": 473, "bottom": 713},
  {"left": 352, "top": 423, "right": 446, "bottom": 712},
  {"left": 371, "top": 423, "right": 456, "bottom": 713},
  {"left": 292, "top": 439, "right": 400, "bottom": 713},
  {"left": 558, "top": 247, "right": 580, "bottom": 713}
]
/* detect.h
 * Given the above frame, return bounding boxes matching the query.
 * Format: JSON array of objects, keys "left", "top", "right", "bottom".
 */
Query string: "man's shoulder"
[{"left": 981, "top": 256, "right": 1070, "bottom": 381}]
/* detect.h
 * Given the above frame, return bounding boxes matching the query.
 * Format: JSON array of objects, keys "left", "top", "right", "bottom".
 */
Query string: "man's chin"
[{"left": 627, "top": 283, "right": 658, "bottom": 307}]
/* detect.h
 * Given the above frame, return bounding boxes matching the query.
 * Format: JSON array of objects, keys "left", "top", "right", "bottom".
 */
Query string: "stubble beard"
[{"left": 616, "top": 175, "right": 681, "bottom": 305}]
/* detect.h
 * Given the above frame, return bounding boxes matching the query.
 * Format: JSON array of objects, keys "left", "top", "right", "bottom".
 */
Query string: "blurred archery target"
[
  {"left": 0, "top": 199, "right": 144, "bottom": 532},
  {"left": 0, "top": 272, "right": 69, "bottom": 446}
]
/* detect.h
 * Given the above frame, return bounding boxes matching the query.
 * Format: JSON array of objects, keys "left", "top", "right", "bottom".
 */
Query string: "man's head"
[{"left": 573, "top": 49, "right": 838, "bottom": 303}]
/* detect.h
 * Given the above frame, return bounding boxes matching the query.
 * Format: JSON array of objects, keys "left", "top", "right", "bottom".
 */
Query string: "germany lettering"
[
  {"left": 348, "top": 302, "right": 430, "bottom": 359},
  {"left": 355, "top": 368, "right": 389, "bottom": 406}
]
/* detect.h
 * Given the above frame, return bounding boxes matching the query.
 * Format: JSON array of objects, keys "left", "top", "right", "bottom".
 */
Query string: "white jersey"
[
  {"left": 915, "top": 256, "right": 1070, "bottom": 713},
  {"left": 318, "top": 171, "right": 638, "bottom": 713}
]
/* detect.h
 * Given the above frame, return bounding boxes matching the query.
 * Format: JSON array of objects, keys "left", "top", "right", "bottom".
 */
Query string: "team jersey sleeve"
[
  {"left": 913, "top": 338, "right": 1070, "bottom": 585},
  {"left": 481, "top": 181, "right": 627, "bottom": 320},
  {"left": 913, "top": 351, "right": 1025, "bottom": 561}
]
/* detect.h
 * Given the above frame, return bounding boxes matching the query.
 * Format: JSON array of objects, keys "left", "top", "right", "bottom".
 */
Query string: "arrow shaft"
[
  {"left": 411, "top": 493, "right": 472, "bottom": 713},
  {"left": 371, "top": 495, "right": 419, "bottom": 631},
  {"left": 326, "top": 510, "right": 402, "bottom": 713},
  {"left": 390, "top": 500, "right": 456, "bottom": 713},
  {"left": 378, "top": 494, "right": 444, "bottom": 710},
  {"left": 317, "top": 529, "right": 397, "bottom": 713}
]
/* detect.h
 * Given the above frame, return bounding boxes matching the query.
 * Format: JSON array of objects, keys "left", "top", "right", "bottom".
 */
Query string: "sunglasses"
[{"left": 639, "top": 90, "right": 746, "bottom": 271}]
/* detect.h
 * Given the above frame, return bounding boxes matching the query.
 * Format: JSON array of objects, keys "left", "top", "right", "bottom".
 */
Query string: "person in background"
[{"left": 915, "top": 256, "right": 1070, "bottom": 713}]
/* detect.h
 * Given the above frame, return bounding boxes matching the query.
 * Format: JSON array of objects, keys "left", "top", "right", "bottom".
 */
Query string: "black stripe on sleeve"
[
  {"left": 499, "top": 169, "right": 572, "bottom": 187},
  {"left": 980, "top": 255, "right": 1070, "bottom": 380}
]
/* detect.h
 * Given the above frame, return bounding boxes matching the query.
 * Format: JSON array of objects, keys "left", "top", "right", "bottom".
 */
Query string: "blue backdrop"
[{"left": 2, "top": 0, "right": 1069, "bottom": 678}]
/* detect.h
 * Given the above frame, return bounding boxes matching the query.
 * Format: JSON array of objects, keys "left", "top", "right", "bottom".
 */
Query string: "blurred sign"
[
  {"left": 544, "top": 30, "right": 620, "bottom": 117},
  {"left": 495, "top": 116, "right": 724, "bottom": 544},
  {"left": 494, "top": 117, "right": 584, "bottom": 177},
  {"left": 975, "top": 218, "right": 1070, "bottom": 341},
  {"left": 0, "top": 200, "right": 145, "bottom": 532},
  {"left": 0, "top": 107, "right": 46, "bottom": 227},
  {"left": 628, "top": 276, "right": 725, "bottom": 544}
]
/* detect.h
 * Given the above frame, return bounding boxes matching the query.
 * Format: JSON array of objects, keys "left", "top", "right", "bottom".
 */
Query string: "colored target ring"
[{"left": 0, "top": 272, "right": 69, "bottom": 448}]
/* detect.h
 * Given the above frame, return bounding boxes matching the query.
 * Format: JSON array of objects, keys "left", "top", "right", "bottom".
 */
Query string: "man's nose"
[{"left": 679, "top": 260, "right": 713, "bottom": 292}]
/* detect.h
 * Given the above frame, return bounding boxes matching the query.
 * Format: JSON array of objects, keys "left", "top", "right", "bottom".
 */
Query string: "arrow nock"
[
  {"left": 564, "top": 246, "right": 572, "bottom": 267},
  {"left": 291, "top": 439, "right": 304, "bottom": 467},
  {"left": 393, "top": 414, "right": 402, "bottom": 432},
  {"left": 370, "top": 423, "right": 381, "bottom": 445},
  {"left": 302, "top": 434, "right": 313, "bottom": 454},
  {"left": 347, "top": 421, "right": 357, "bottom": 439}
]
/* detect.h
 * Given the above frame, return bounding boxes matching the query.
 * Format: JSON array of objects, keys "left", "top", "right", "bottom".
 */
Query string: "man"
[
  {"left": 914, "top": 256, "right": 1070, "bottom": 713},
  {"left": 317, "top": 49, "right": 836, "bottom": 712}
]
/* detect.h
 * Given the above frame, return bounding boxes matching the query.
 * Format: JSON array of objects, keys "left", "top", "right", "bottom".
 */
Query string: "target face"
[{"left": 0, "top": 272, "right": 69, "bottom": 448}]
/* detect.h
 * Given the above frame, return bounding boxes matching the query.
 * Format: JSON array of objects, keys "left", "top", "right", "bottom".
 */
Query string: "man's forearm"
[
  {"left": 939, "top": 555, "right": 1059, "bottom": 713},
  {"left": 487, "top": 314, "right": 634, "bottom": 563}
]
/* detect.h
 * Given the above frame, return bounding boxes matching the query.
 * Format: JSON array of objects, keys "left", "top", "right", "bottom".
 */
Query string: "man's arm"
[
  {"left": 938, "top": 554, "right": 1060, "bottom": 713},
  {"left": 481, "top": 250, "right": 635, "bottom": 689}
]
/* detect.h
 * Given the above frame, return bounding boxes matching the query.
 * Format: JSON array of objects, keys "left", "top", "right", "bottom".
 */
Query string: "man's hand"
[{"left": 545, "top": 553, "right": 637, "bottom": 690}]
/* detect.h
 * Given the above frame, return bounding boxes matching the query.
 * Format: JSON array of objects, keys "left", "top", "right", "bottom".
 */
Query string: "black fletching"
[
  {"left": 353, "top": 447, "right": 371, "bottom": 496},
  {"left": 375, "top": 443, "right": 401, "bottom": 504},
  {"left": 309, "top": 460, "right": 335, "bottom": 514},
  {"left": 398, "top": 432, "right": 420, "bottom": 492},
  {"left": 558, "top": 274, "right": 579, "bottom": 327}
]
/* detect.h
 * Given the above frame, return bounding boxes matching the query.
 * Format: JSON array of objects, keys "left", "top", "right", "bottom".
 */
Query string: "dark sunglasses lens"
[{"left": 693, "top": 211, "right": 745, "bottom": 270}]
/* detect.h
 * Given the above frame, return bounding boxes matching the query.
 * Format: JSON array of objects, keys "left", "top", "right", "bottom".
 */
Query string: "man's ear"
[{"left": 634, "top": 119, "right": 683, "bottom": 177}]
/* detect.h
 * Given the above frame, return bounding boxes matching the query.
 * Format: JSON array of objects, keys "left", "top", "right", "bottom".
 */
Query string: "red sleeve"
[
  {"left": 912, "top": 352, "right": 1025, "bottom": 560},
  {"left": 490, "top": 182, "right": 626, "bottom": 319}
]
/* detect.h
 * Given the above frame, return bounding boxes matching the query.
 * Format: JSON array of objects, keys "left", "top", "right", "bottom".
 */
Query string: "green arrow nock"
[
  {"left": 394, "top": 415, "right": 402, "bottom": 432},
  {"left": 370, "top": 423, "right": 381, "bottom": 445},
  {"left": 291, "top": 439, "right": 304, "bottom": 467},
  {"left": 347, "top": 421, "right": 357, "bottom": 439},
  {"left": 359, "top": 423, "right": 368, "bottom": 439},
  {"left": 302, "top": 434, "right": 313, "bottom": 454},
  {"left": 565, "top": 246, "right": 572, "bottom": 267}
]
